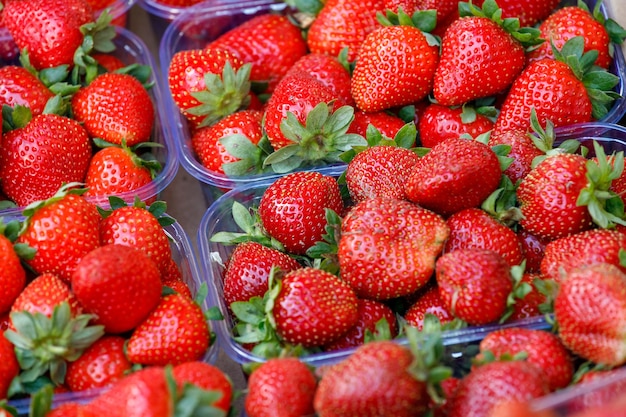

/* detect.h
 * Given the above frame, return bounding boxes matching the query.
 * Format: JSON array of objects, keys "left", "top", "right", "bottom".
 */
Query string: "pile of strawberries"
[
  {"left": 0, "top": 0, "right": 166, "bottom": 212},
  {"left": 165, "top": 0, "right": 625, "bottom": 180}
]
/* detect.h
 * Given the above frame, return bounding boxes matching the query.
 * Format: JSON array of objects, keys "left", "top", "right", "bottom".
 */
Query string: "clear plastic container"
[
  {"left": 0, "top": 24, "right": 179, "bottom": 217},
  {"left": 5, "top": 212, "right": 218, "bottom": 415},
  {"left": 159, "top": 0, "right": 626, "bottom": 203},
  {"left": 139, "top": 0, "right": 244, "bottom": 21}
]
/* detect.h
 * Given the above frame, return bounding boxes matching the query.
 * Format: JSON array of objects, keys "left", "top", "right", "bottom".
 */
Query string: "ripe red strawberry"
[
  {"left": 436, "top": 249, "right": 513, "bottom": 325},
  {"left": 45, "top": 402, "right": 86, "bottom": 417},
  {"left": 208, "top": 13, "right": 308, "bottom": 93},
  {"left": 0, "top": 113, "right": 92, "bottom": 207},
  {"left": 404, "top": 137, "right": 502, "bottom": 217},
  {"left": 84, "top": 142, "right": 159, "bottom": 202},
  {"left": 444, "top": 208, "right": 524, "bottom": 266},
  {"left": 507, "top": 272, "right": 547, "bottom": 322},
  {"left": 351, "top": 22, "right": 439, "bottom": 112},
  {"left": 307, "top": 0, "right": 385, "bottom": 62},
  {"left": 92, "top": 53, "right": 126, "bottom": 72},
  {"left": 419, "top": 103, "right": 494, "bottom": 148},
  {"left": 172, "top": 362, "right": 233, "bottom": 413},
  {"left": 10, "top": 273, "right": 83, "bottom": 320},
  {"left": 473, "top": 0, "right": 559, "bottom": 27},
  {"left": 493, "top": 37, "right": 619, "bottom": 133},
  {"left": 314, "top": 335, "right": 445, "bottom": 417},
  {"left": 65, "top": 335, "right": 132, "bottom": 391},
  {"left": 0, "top": 221, "right": 26, "bottom": 315},
  {"left": 2, "top": 0, "right": 94, "bottom": 69},
  {"left": 404, "top": 285, "right": 454, "bottom": 330},
  {"left": 338, "top": 197, "right": 449, "bottom": 300},
  {"left": 347, "top": 110, "right": 406, "bottom": 138},
  {"left": 126, "top": 291, "right": 211, "bottom": 366},
  {"left": 287, "top": 52, "right": 354, "bottom": 107},
  {"left": 245, "top": 358, "right": 317, "bottom": 417},
  {"left": 167, "top": 47, "right": 249, "bottom": 128},
  {"left": 517, "top": 153, "right": 597, "bottom": 241},
  {"left": 447, "top": 360, "right": 550, "bottom": 417},
  {"left": 192, "top": 109, "right": 265, "bottom": 176},
  {"left": 554, "top": 262, "right": 626, "bottom": 366},
  {"left": 433, "top": 1, "right": 540, "bottom": 107},
  {"left": 258, "top": 171, "right": 344, "bottom": 255},
  {"left": 71, "top": 244, "right": 163, "bottom": 334},
  {"left": 71, "top": 72, "right": 155, "bottom": 146},
  {"left": 99, "top": 200, "right": 173, "bottom": 276},
  {"left": 540, "top": 228, "right": 626, "bottom": 283},
  {"left": 477, "top": 328, "right": 574, "bottom": 391},
  {"left": 222, "top": 241, "right": 301, "bottom": 309},
  {"left": 527, "top": 3, "right": 622, "bottom": 69},
  {"left": 487, "top": 128, "right": 545, "bottom": 184},
  {"left": 517, "top": 228, "right": 550, "bottom": 273},
  {"left": 324, "top": 298, "right": 399, "bottom": 351},
  {"left": 17, "top": 189, "right": 101, "bottom": 282},
  {"left": 272, "top": 267, "right": 359, "bottom": 348},
  {"left": 0, "top": 66, "right": 54, "bottom": 117},
  {"left": 344, "top": 145, "right": 420, "bottom": 204},
  {"left": 0, "top": 331, "right": 19, "bottom": 399}
]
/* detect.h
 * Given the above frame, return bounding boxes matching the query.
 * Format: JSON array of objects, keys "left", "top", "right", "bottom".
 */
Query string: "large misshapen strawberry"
[{"left": 338, "top": 197, "right": 449, "bottom": 300}]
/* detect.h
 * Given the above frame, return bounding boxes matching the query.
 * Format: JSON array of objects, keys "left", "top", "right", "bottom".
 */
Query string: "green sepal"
[
  {"left": 2, "top": 104, "right": 32, "bottom": 131},
  {"left": 305, "top": 208, "right": 342, "bottom": 274},
  {"left": 281, "top": 0, "right": 324, "bottom": 15},
  {"left": 28, "top": 384, "right": 54, "bottom": 417},
  {"left": 221, "top": 133, "right": 271, "bottom": 177},
  {"left": 0, "top": 401, "right": 18, "bottom": 417},
  {"left": 114, "top": 63, "right": 154, "bottom": 89}
]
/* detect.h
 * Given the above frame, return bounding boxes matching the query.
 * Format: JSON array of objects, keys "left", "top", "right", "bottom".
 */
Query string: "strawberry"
[
  {"left": 554, "top": 262, "right": 626, "bottom": 366},
  {"left": 338, "top": 197, "right": 449, "bottom": 300},
  {"left": 343, "top": 124, "right": 420, "bottom": 204},
  {"left": 125, "top": 291, "right": 211, "bottom": 366},
  {"left": 287, "top": 52, "right": 355, "bottom": 107},
  {"left": 167, "top": 47, "right": 250, "bottom": 128},
  {"left": 17, "top": 188, "right": 101, "bottom": 283},
  {"left": 0, "top": 113, "right": 92, "bottom": 207},
  {"left": 222, "top": 241, "right": 301, "bottom": 309},
  {"left": 351, "top": 12, "right": 439, "bottom": 112},
  {"left": 0, "top": 219, "right": 26, "bottom": 315},
  {"left": 2, "top": 0, "right": 94, "bottom": 69},
  {"left": 172, "top": 362, "right": 233, "bottom": 413},
  {"left": 314, "top": 327, "right": 450, "bottom": 417},
  {"left": 71, "top": 243, "right": 162, "bottom": 334},
  {"left": 324, "top": 298, "right": 399, "bottom": 351},
  {"left": 92, "top": 52, "right": 125, "bottom": 72},
  {"left": 517, "top": 227, "right": 549, "bottom": 271},
  {"left": 0, "top": 65, "right": 54, "bottom": 117},
  {"left": 161, "top": 275, "right": 192, "bottom": 299},
  {"left": 208, "top": 13, "right": 308, "bottom": 94},
  {"left": 527, "top": 2, "right": 626, "bottom": 70},
  {"left": 71, "top": 72, "right": 155, "bottom": 146},
  {"left": 447, "top": 360, "right": 550, "bottom": 417},
  {"left": 10, "top": 273, "right": 83, "bottom": 320},
  {"left": 347, "top": 110, "right": 406, "bottom": 139},
  {"left": 404, "top": 285, "right": 454, "bottom": 331},
  {"left": 262, "top": 72, "right": 364, "bottom": 170},
  {"left": 493, "top": 37, "right": 619, "bottom": 133},
  {"left": 0, "top": 331, "right": 19, "bottom": 399},
  {"left": 507, "top": 272, "right": 547, "bottom": 322},
  {"left": 473, "top": 0, "right": 559, "bottom": 27},
  {"left": 65, "top": 335, "right": 132, "bottom": 391},
  {"left": 258, "top": 171, "right": 344, "bottom": 255},
  {"left": 191, "top": 109, "right": 265, "bottom": 176},
  {"left": 99, "top": 199, "right": 174, "bottom": 276},
  {"left": 444, "top": 208, "right": 524, "bottom": 267},
  {"left": 84, "top": 140, "right": 160, "bottom": 203},
  {"left": 272, "top": 267, "right": 359, "bottom": 348},
  {"left": 245, "top": 358, "right": 317, "bottom": 417},
  {"left": 418, "top": 103, "right": 494, "bottom": 148},
  {"left": 433, "top": 0, "right": 542, "bottom": 107},
  {"left": 404, "top": 137, "right": 502, "bottom": 217},
  {"left": 540, "top": 228, "right": 626, "bottom": 283},
  {"left": 477, "top": 328, "right": 574, "bottom": 391},
  {"left": 306, "top": 0, "right": 385, "bottom": 62},
  {"left": 436, "top": 248, "right": 513, "bottom": 325}
]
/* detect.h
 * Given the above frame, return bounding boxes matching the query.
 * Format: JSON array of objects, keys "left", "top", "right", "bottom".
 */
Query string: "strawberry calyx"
[
  {"left": 305, "top": 208, "right": 342, "bottom": 274},
  {"left": 0, "top": 218, "right": 36, "bottom": 262},
  {"left": 166, "top": 365, "right": 228, "bottom": 417},
  {"left": 577, "top": 140, "right": 626, "bottom": 229},
  {"left": 19, "top": 183, "right": 88, "bottom": 233},
  {"left": 209, "top": 201, "right": 285, "bottom": 251},
  {"left": 404, "top": 317, "right": 453, "bottom": 405},
  {"left": 459, "top": 0, "right": 543, "bottom": 50},
  {"left": 4, "top": 302, "right": 105, "bottom": 389},
  {"left": 98, "top": 195, "right": 176, "bottom": 229},
  {"left": 339, "top": 121, "right": 417, "bottom": 164},
  {"left": 220, "top": 133, "right": 273, "bottom": 178},
  {"left": 263, "top": 102, "right": 367, "bottom": 174},
  {"left": 92, "top": 138, "right": 163, "bottom": 179},
  {"left": 377, "top": 8, "right": 440, "bottom": 47},
  {"left": 72, "top": 9, "right": 117, "bottom": 86},
  {"left": 186, "top": 62, "right": 253, "bottom": 128},
  {"left": 500, "top": 261, "right": 533, "bottom": 323},
  {"left": 552, "top": 36, "right": 620, "bottom": 120},
  {"left": 114, "top": 63, "right": 155, "bottom": 90},
  {"left": 471, "top": 349, "right": 529, "bottom": 368},
  {"left": 577, "top": 0, "right": 626, "bottom": 51}
]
